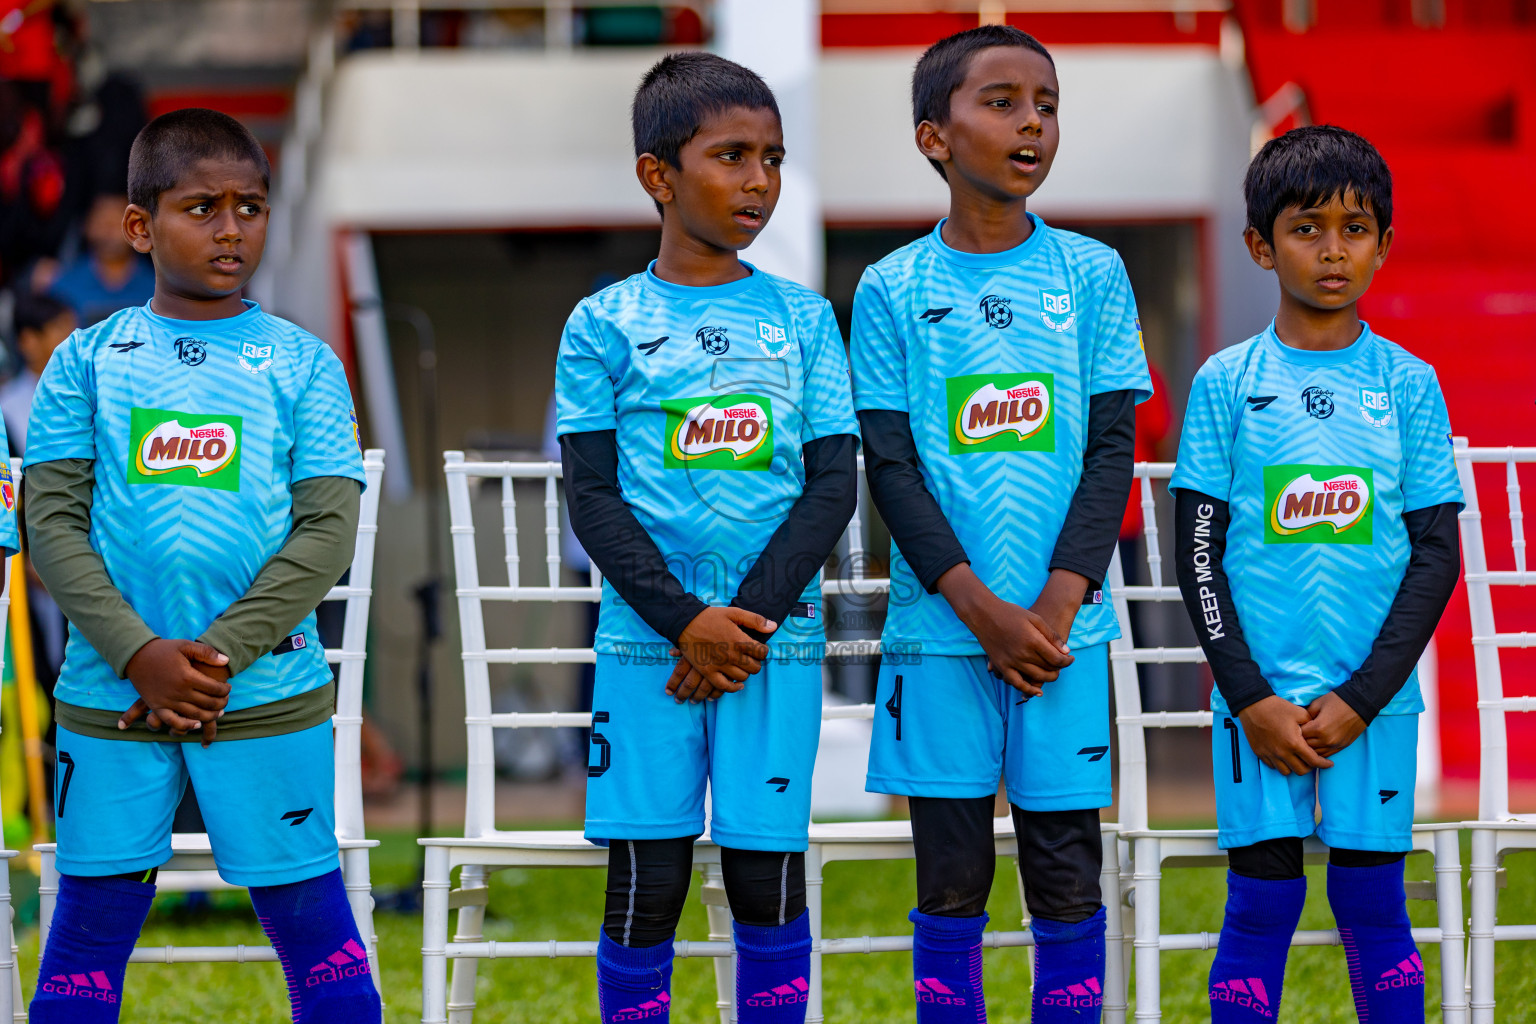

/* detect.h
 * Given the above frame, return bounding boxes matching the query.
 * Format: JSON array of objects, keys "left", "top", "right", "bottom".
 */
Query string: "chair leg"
[
  {"left": 701, "top": 862, "right": 735, "bottom": 1024},
  {"left": 1132, "top": 836, "right": 1162, "bottom": 1023},
  {"left": 0, "top": 860, "right": 12, "bottom": 1024},
  {"left": 37, "top": 849, "right": 57, "bottom": 957},
  {"left": 1101, "top": 832, "right": 1127, "bottom": 1024},
  {"left": 342, "top": 846, "right": 382, "bottom": 993},
  {"left": 805, "top": 845, "right": 825, "bottom": 1024},
  {"left": 421, "top": 846, "right": 451, "bottom": 1024},
  {"left": 1432, "top": 830, "right": 1468, "bottom": 1024},
  {"left": 1015, "top": 854, "right": 1034, "bottom": 999},
  {"left": 447, "top": 864, "right": 488, "bottom": 1024},
  {"left": 1468, "top": 829, "right": 1497, "bottom": 1024}
]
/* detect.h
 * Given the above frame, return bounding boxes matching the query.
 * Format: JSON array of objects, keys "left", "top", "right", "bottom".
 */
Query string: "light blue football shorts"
[
  {"left": 53, "top": 720, "right": 339, "bottom": 886},
  {"left": 585, "top": 638, "right": 822, "bottom": 852},
  {"left": 1213, "top": 709, "right": 1417, "bottom": 851},
  {"left": 866, "top": 644, "right": 1111, "bottom": 811}
]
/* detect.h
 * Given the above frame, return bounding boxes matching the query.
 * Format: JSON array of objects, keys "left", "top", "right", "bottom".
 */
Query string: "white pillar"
[{"left": 715, "top": 0, "right": 823, "bottom": 292}]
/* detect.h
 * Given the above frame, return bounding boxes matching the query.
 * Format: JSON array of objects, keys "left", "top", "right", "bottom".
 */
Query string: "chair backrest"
[
  {"left": 1453, "top": 438, "right": 1536, "bottom": 822},
  {"left": 1106, "top": 462, "right": 1211, "bottom": 833},
  {"left": 328, "top": 448, "right": 386, "bottom": 844}
]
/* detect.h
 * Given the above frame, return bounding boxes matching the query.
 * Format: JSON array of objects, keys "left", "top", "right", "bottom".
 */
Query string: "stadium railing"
[
  {"left": 1111, "top": 461, "right": 1467, "bottom": 1024},
  {"left": 1454, "top": 438, "right": 1536, "bottom": 1024},
  {"left": 35, "top": 449, "right": 387, "bottom": 993},
  {"left": 422, "top": 452, "right": 1128, "bottom": 1024},
  {"left": 0, "top": 459, "right": 26, "bottom": 1021}
]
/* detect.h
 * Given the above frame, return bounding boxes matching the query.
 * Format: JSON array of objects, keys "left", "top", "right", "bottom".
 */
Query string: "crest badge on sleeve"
[
  {"left": 1039, "top": 288, "right": 1075, "bottom": 332},
  {"left": 1358, "top": 386, "right": 1393, "bottom": 427},
  {"left": 239, "top": 341, "right": 274, "bottom": 374},
  {"left": 754, "top": 319, "right": 792, "bottom": 358}
]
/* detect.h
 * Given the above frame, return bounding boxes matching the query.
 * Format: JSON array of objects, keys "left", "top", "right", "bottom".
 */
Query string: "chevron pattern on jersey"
[
  {"left": 555, "top": 263, "right": 858, "bottom": 651},
  {"left": 27, "top": 302, "right": 366, "bottom": 712},
  {"left": 851, "top": 217, "right": 1152, "bottom": 655},
  {"left": 1170, "top": 322, "right": 1463, "bottom": 714}
]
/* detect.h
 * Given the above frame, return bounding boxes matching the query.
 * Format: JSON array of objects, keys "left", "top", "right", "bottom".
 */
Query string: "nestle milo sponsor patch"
[
  {"left": 946, "top": 373, "right": 1055, "bottom": 455},
  {"left": 129, "top": 407, "right": 243, "bottom": 491},
  {"left": 662, "top": 393, "right": 773, "bottom": 471},
  {"left": 1264, "top": 464, "right": 1374, "bottom": 544}
]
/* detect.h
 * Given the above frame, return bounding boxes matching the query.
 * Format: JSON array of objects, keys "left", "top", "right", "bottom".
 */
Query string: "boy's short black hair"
[
  {"left": 911, "top": 25, "right": 1054, "bottom": 179},
  {"left": 1244, "top": 125, "right": 1393, "bottom": 246},
  {"left": 632, "top": 51, "right": 780, "bottom": 168},
  {"left": 127, "top": 108, "right": 270, "bottom": 214},
  {"left": 14, "top": 291, "right": 71, "bottom": 334}
]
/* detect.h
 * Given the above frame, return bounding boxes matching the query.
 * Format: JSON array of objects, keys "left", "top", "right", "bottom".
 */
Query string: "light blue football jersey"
[
  {"left": 556, "top": 262, "right": 859, "bottom": 652},
  {"left": 26, "top": 301, "right": 367, "bottom": 712},
  {"left": 850, "top": 216, "right": 1152, "bottom": 655},
  {"left": 1169, "top": 322, "right": 1463, "bottom": 714},
  {"left": 0, "top": 418, "right": 17, "bottom": 559}
]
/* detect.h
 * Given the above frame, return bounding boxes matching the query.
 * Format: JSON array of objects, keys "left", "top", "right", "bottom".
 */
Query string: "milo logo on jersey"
[
  {"left": 946, "top": 373, "right": 1055, "bottom": 455},
  {"left": 129, "top": 407, "right": 243, "bottom": 491},
  {"left": 1264, "top": 464, "right": 1374, "bottom": 545},
  {"left": 661, "top": 393, "right": 773, "bottom": 471},
  {"left": 0, "top": 461, "right": 13, "bottom": 511}
]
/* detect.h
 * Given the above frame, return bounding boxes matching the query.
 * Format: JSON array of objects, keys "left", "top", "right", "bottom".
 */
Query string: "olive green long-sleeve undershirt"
[{"left": 24, "top": 457, "right": 361, "bottom": 681}]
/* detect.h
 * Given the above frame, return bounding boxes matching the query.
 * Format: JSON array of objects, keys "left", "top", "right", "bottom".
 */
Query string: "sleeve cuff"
[
  {"left": 658, "top": 594, "right": 710, "bottom": 648},
  {"left": 918, "top": 548, "right": 970, "bottom": 595},
  {"left": 1333, "top": 680, "right": 1382, "bottom": 726},
  {"left": 199, "top": 620, "right": 257, "bottom": 676},
  {"left": 1047, "top": 555, "right": 1107, "bottom": 593},
  {"left": 1224, "top": 684, "right": 1278, "bottom": 718},
  {"left": 107, "top": 624, "right": 162, "bottom": 680}
]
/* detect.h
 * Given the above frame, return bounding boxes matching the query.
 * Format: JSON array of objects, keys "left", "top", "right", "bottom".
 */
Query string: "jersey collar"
[
  {"left": 1262, "top": 319, "right": 1377, "bottom": 366},
  {"left": 926, "top": 213, "right": 1048, "bottom": 269},
  {"left": 643, "top": 261, "right": 764, "bottom": 301},
  {"left": 137, "top": 298, "right": 263, "bottom": 335}
]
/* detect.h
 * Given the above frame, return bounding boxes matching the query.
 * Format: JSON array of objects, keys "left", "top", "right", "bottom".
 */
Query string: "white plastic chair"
[
  {"left": 1454, "top": 439, "right": 1536, "bottom": 1023},
  {"left": 422, "top": 453, "right": 1127, "bottom": 1024},
  {"left": 0, "top": 458, "right": 28, "bottom": 1020},
  {"left": 1112, "top": 461, "right": 1467, "bottom": 1023},
  {"left": 36, "top": 448, "right": 386, "bottom": 991}
]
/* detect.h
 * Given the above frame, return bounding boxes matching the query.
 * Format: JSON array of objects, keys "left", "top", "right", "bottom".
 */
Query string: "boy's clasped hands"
[
  {"left": 1238, "top": 690, "right": 1368, "bottom": 776},
  {"left": 665, "top": 605, "right": 778, "bottom": 703},
  {"left": 116, "top": 637, "right": 232, "bottom": 745}
]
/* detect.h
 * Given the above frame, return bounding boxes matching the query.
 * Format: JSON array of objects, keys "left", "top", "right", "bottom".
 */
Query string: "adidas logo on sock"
[
  {"left": 306, "top": 939, "right": 372, "bottom": 987},
  {"left": 609, "top": 992, "right": 671, "bottom": 1021},
  {"left": 1043, "top": 976, "right": 1104, "bottom": 1008},
  {"left": 41, "top": 971, "right": 118, "bottom": 1004},
  {"left": 1376, "top": 952, "right": 1425, "bottom": 992},
  {"left": 915, "top": 977, "right": 967, "bottom": 1007},
  {"left": 1211, "top": 977, "right": 1275, "bottom": 1019},
  {"left": 745, "top": 976, "right": 809, "bottom": 1008}
]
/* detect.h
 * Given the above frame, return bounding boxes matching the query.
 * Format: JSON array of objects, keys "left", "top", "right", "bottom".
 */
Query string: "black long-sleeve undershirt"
[
  {"left": 1175, "top": 489, "right": 1462, "bottom": 722},
  {"left": 562, "top": 430, "right": 706, "bottom": 645},
  {"left": 1049, "top": 389, "right": 1137, "bottom": 590},
  {"left": 731, "top": 433, "right": 859, "bottom": 634},
  {"left": 1174, "top": 491, "right": 1273, "bottom": 715},
  {"left": 560, "top": 430, "right": 858, "bottom": 646},
  {"left": 859, "top": 390, "right": 1138, "bottom": 596}
]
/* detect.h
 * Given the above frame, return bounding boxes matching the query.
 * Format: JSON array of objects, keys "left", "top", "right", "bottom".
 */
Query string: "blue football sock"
[
  {"left": 910, "top": 908, "right": 987, "bottom": 1023},
  {"left": 1209, "top": 871, "right": 1306, "bottom": 1022},
  {"left": 249, "top": 868, "right": 381, "bottom": 1024},
  {"left": 1328, "top": 861, "right": 1425, "bottom": 1023},
  {"left": 30, "top": 874, "right": 153, "bottom": 1022},
  {"left": 597, "top": 929, "right": 674, "bottom": 1022},
  {"left": 734, "top": 911, "right": 812, "bottom": 1023},
  {"left": 1031, "top": 906, "right": 1107, "bottom": 1021}
]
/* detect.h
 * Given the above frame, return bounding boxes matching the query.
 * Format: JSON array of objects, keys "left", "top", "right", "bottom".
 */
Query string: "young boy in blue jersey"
[
  {"left": 850, "top": 26, "right": 1151, "bottom": 1023},
  {"left": 1171, "top": 126, "right": 1462, "bottom": 1023},
  {"left": 22, "top": 109, "right": 381, "bottom": 1023},
  {"left": 556, "top": 54, "right": 858, "bottom": 1024}
]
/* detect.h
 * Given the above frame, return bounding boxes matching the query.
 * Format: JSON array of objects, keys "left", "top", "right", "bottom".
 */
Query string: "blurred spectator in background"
[
  {"left": 43, "top": 191, "right": 152, "bottom": 325},
  {"left": 0, "top": 81, "right": 67, "bottom": 288},
  {"left": 1, "top": 288, "right": 71, "bottom": 453}
]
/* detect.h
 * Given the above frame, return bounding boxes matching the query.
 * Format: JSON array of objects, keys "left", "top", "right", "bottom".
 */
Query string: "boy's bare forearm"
[{"left": 24, "top": 458, "right": 158, "bottom": 676}]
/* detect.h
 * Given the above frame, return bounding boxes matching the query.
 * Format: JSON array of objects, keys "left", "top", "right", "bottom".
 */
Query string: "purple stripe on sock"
[
  {"left": 1339, "top": 927, "right": 1370, "bottom": 1023},
  {"left": 257, "top": 913, "right": 304, "bottom": 1021}
]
